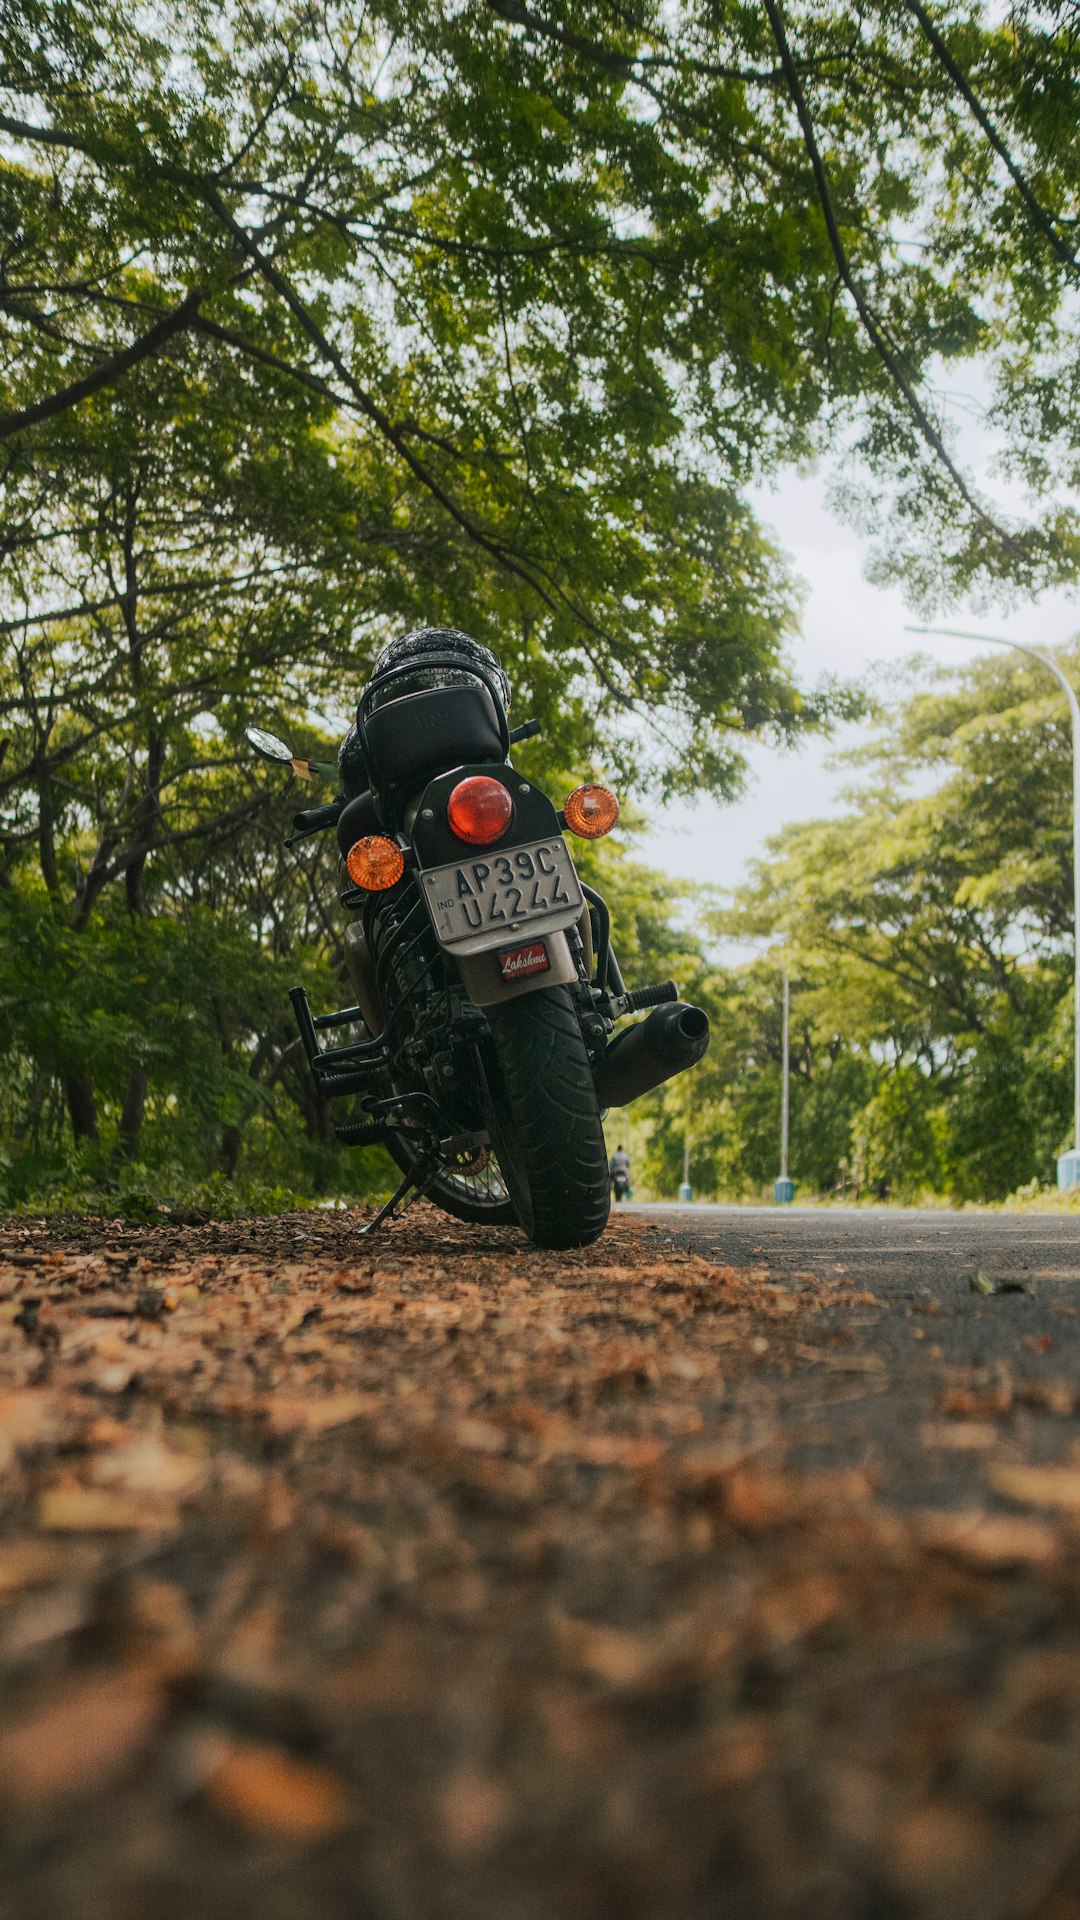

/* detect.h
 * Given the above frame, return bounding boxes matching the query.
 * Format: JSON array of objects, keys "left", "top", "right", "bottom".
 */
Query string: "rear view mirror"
[{"left": 245, "top": 726, "right": 295, "bottom": 765}]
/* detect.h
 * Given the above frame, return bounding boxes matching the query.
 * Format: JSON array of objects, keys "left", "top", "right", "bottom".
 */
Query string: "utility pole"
[
  {"left": 774, "top": 963, "right": 794, "bottom": 1204},
  {"left": 908, "top": 625, "right": 1080, "bottom": 1188}
]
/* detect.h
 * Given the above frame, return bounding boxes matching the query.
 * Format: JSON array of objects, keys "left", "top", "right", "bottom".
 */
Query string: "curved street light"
[{"left": 906, "top": 624, "right": 1080, "bottom": 1187}]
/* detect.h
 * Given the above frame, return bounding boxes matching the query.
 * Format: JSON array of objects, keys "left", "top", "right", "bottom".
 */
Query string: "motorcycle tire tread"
[{"left": 487, "top": 985, "right": 610, "bottom": 1249}]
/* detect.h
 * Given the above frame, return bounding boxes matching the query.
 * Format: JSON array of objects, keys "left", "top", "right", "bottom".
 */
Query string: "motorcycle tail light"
[
  {"left": 564, "top": 783, "right": 619, "bottom": 839},
  {"left": 346, "top": 835, "right": 405, "bottom": 890},
  {"left": 447, "top": 775, "right": 513, "bottom": 846}
]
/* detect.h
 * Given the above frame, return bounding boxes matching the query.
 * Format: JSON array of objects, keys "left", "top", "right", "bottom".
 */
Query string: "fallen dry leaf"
[
  {"left": 888, "top": 1799, "right": 997, "bottom": 1896},
  {"left": 565, "top": 1432, "right": 664, "bottom": 1469},
  {"left": 205, "top": 1740, "right": 351, "bottom": 1840},
  {"left": 990, "top": 1463, "right": 1080, "bottom": 1510},
  {"left": 0, "top": 1671, "right": 162, "bottom": 1809},
  {"left": 556, "top": 1613, "right": 665, "bottom": 1689},
  {"left": 91, "top": 1437, "right": 204, "bottom": 1497},
  {"left": 439, "top": 1769, "right": 511, "bottom": 1856},
  {"left": 919, "top": 1422, "right": 1000, "bottom": 1451},
  {"left": 39, "top": 1487, "right": 179, "bottom": 1532},
  {"left": 917, "top": 1508, "right": 1059, "bottom": 1569},
  {"left": 800, "top": 1351, "right": 886, "bottom": 1373},
  {"left": 0, "top": 1388, "right": 66, "bottom": 1461},
  {"left": 0, "top": 1539, "right": 65, "bottom": 1595},
  {"left": 453, "top": 1416, "right": 505, "bottom": 1455},
  {"left": 264, "top": 1390, "right": 375, "bottom": 1435}
]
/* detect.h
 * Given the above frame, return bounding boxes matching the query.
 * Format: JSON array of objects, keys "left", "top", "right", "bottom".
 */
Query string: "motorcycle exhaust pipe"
[{"left": 594, "top": 1001, "right": 710, "bottom": 1109}]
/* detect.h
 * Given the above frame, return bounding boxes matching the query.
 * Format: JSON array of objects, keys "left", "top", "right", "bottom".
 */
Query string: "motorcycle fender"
[
  {"left": 453, "top": 929, "right": 576, "bottom": 1006},
  {"left": 343, "top": 920, "right": 385, "bottom": 1036}
]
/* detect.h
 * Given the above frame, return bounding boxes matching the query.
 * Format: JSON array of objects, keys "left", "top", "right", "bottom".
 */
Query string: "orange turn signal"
[
  {"left": 346, "top": 835, "right": 405, "bottom": 890},
  {"left": 563, "top": 783, "right": 619, "bottom": 839}
]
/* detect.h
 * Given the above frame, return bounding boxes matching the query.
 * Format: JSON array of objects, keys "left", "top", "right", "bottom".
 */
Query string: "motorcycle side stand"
[{"left": 358, "top": 1151, "right": 440, "bottom": 1238}]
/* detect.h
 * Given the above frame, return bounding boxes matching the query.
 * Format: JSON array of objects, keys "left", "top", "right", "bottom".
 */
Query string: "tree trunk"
[
  {"left": 65, "top": 1070, "right": 99, "bottom": 1145},
  {"left": 13, "top": 1070, "right": 52, "bottom": 1148},
  {"left": 220, "top": 1123, "right": 243, "bottom": 1179},
  {"left": 117, "top": 1063, "right": 148, "bottom": 1161},
  {"left": 114, "top": 703, "right": 161, "bottom": 1161}
]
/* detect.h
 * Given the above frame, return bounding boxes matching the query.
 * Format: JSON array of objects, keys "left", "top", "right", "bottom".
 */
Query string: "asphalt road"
[{"left": 634, "top": 1202, "right": 1080, "bottom": 1510}]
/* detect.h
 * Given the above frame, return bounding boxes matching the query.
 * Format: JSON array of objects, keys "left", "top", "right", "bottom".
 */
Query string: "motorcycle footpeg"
[{"left": 621, "top": 980, "right": 678, "bottom": 1013}]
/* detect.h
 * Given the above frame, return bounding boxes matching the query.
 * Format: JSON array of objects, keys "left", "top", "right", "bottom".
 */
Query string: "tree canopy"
[
  {"left": 634, "top": 649, "right": 1080, "bottom": 1204},
  {"left": 6, "top": 0, "right": 1080, "bottom": 616},
  {"left": 4, "top": 0, "right": 1080, "bottom": 1197}
]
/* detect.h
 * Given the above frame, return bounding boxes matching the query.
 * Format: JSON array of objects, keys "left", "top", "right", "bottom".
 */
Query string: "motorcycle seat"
[{"left": 361, "top": 683, "right": 508, "bottom": 792}]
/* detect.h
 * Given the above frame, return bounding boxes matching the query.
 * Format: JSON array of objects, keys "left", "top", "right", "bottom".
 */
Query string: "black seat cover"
[{"left": 362, "top": 682, "right": 507, "bottom": 791}]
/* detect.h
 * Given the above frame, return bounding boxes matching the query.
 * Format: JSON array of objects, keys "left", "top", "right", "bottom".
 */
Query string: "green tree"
[
  {"left": 6, "top": 0, "right": 1080, "bottom": 619},
  {"left": 1, "top": 0, "right": 832, "bottom": 801},
  {"left": 7, "top": 0, "right": 1080, "bottom": 1194},
  {"left": 675, "top": 647, "right": 1080, "bottom": 1203}
]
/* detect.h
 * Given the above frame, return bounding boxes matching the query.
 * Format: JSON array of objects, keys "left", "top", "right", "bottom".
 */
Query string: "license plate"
[{"left": 421, "top": 837, "right": 583, "bottom": 954}]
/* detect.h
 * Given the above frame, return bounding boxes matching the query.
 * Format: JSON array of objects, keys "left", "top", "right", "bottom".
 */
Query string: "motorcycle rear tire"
[{"left": 485, "top": 985, "right": 610, "bottom": 1249}]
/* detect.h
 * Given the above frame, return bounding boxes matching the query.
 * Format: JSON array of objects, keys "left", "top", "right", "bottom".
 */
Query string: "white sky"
[{"left": 638, "top": 460, "right": 1080, "bottom": 961}]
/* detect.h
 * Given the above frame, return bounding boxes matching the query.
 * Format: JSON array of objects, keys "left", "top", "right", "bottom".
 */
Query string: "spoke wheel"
[{"left": 385, "top": 1130, "right": 517, "bottom": 1225}]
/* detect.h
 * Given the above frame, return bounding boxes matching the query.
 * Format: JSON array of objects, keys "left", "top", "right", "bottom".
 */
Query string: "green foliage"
[
  {"left": 851, "top": 1068, "right": 946, "bottom": 1203},
  {"left": 5, "top": 2, "right": 1080, "bottom": 1203},
  {"left": 631, "top": 648, "right": 1080, "bottom": 1206},
  {"left": 0, "top": 0, "right": 841, "bottom": 804},
  {"left": 0, "top": 1154, "right": 335, "bottom": 1222},
  {"left": 5, "top": 0, "right": 1080, "bottom": 622}
]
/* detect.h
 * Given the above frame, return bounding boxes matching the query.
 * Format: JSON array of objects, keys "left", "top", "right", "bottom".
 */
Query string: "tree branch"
[
  {"left": 188, "top": 202, "right": 640, "bottom": 710},
  {"left": 0, "top": 290, "right": 204, "bottom": 441},
  {"left": 903, "top": 0, "right": 1079, "bottom": 279},
  {"left": 761, "top": 0, "right": 1021, "bottom": 557}
]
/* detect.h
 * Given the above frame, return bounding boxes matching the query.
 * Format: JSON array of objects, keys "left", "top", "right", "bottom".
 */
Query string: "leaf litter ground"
[{"left": 0, "top": 1208, "right": 1080, "bottom": 1918}]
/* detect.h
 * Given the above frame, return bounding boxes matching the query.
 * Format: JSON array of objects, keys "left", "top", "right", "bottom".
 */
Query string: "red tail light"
[{"left": 447, "top": 776, "right": 513, "bottom": 846}]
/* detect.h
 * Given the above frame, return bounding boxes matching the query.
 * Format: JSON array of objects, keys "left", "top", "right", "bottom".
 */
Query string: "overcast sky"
[{"left": 638, "top": 458, "right": 1080, "bottom": 957}]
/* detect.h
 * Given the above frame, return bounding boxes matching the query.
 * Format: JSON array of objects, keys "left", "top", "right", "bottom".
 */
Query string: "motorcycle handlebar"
[
  {"left": 291, "top": 800, "right": 344, "bottom": 833},
  {"left": 285, "top": 798, "right": 346, "bottom": 847}
]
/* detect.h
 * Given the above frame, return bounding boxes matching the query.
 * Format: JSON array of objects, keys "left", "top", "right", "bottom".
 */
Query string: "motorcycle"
[{"left": 246, "top": 630, "right": 709, "bottom": 1249}]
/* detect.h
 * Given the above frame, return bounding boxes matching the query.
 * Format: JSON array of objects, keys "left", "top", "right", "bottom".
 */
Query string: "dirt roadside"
[{"left": 0, "top": 1206, "right": 1079, "bottom": 1920}]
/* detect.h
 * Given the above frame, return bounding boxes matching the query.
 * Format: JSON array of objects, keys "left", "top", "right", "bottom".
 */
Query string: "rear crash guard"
[
  {"left": 288, "top": 986, "right": 388, "bottom": 1098},
  {"left": 296, "top": 937, "right": 708, "bottom": 1110}
]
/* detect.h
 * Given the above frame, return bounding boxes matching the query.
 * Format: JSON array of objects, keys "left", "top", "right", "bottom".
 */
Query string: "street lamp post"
[
  {"left": 907, "top": 624, "right": 1080, "bottom": 1188},
  {"left": 774, "top": 963, "right": 795, "bottom": 1205}
]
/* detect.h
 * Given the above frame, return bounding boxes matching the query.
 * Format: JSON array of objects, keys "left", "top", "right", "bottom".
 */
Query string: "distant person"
[{"left": 609, "top": 1144, "right": 631, "bottom": 1203}]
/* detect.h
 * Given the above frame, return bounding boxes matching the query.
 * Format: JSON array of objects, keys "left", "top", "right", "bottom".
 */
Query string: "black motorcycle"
[{"left": 247, "top": 629, "right": 709, "bottom": 1249}]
